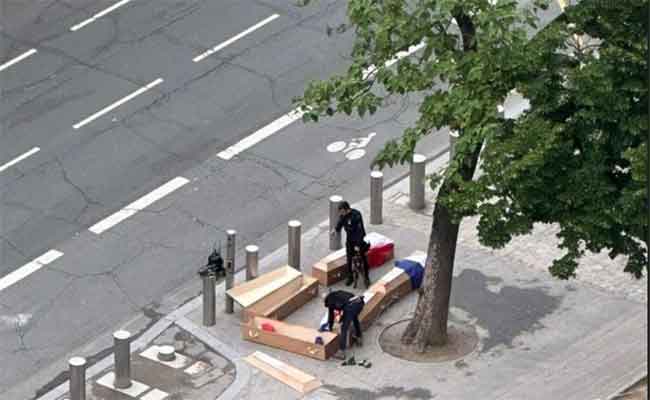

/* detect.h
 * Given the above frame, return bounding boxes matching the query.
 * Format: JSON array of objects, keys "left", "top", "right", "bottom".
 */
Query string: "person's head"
[{"left": 338, "top": 201, "right": 351, "bottom": 217}]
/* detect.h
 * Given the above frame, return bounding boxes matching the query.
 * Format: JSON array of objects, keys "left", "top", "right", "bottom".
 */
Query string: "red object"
[
  {"left": 261, "top": 322, "right": 275, "bottom": 332},
  {"left": 367, "top": 242, "right": 394, "bottom": 268}
]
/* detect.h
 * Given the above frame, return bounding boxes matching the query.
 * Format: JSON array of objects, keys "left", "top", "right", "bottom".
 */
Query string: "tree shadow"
[
  {"left": 321, "top": 384, "right": 435, "bottom": 400},
  {"left": 450, "top": 269, "right": 562, "bottom": 353}
]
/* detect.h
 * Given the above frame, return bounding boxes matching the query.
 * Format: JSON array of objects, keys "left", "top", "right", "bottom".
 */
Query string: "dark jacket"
[
  {"left": 324, "top": 290, "right": 355, "bottom": 331},
  {"left": 335, "top": 209, "right": 366, "bottom": 244}
]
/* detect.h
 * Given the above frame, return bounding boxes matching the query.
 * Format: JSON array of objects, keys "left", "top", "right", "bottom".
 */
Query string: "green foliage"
[{"left": 295, "top": 0, "right": 648, "bottom": 279}]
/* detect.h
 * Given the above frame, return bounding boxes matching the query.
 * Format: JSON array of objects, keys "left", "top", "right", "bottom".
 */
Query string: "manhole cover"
[{"left": 378, "top": 319, "right": 479, "bottom": 363}]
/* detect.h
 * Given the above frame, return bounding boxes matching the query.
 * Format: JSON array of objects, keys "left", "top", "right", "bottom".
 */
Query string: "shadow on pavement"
[{"left": 451, "top": 269, "right": 562, "bottom": 353}]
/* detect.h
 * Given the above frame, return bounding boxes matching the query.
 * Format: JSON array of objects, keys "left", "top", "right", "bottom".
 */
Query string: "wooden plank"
[
  {"left": 244, "top": 351, "right": 322, "bottom": 394},
  {"left": 227, "top": 266, "right": 302, "bottom": 308}
]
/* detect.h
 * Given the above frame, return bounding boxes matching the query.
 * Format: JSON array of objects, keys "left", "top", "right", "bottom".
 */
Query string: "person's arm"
[
  {"left": 327, "top": 306, "right": 335, "bottom": 331},
  {"left": 334, "top": 214, "right": 345, "bottom": 233},
  {"left": 357, "top": 210, "right": 366, "bottom": 238}
]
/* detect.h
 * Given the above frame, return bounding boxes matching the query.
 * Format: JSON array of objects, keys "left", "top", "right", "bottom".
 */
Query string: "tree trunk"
[
  {"left": 400, "top": 10, "right": 480, "bottom": 352},
  {"left": 401, "top": 179, "right": 460, "bottom": 350}
]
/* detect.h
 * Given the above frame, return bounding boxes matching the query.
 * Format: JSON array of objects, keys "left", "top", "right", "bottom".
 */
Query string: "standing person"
[
  {"left": 331, "top": 201, "right": 371, "bottom": 287},
  {"left": 324, "top": 290, "right": 365, "bottom": 360}
]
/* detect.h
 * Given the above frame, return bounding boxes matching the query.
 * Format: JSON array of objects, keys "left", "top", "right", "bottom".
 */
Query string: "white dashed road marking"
[
  {"left": 193, "top": 14, "right": 280, "bottom": 62},
  {"left": 217, "top": 109, "right": 304, "bottom": 160},
  {"left": 0, "top": 250, "right": 64, "bottom": 292},
  {"left": 0, "top": 147, "right": 40, "bottom": 173},
  {"left": 73, "top": 78, "right": 163, "bottom": 129},
  {"left": 89, "top": 176, "right": 189, "bottom": 234},
  {"left": 0, "top": 48, "right": 37, "bottom": 72},
  {"left": 70, "top": 0, "right": 133, "bottom": 31}
]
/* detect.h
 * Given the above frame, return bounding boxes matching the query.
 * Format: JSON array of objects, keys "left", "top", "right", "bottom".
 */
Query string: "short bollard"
[
  {"left": 370, "top": 171, "right": 383, "bottom": 224},
  {"left": 245, "top": 245, "right": 259, "bottom": 281},
  {"left": 449, "top": 130, "right": 459, "bottom": 162},
  {"left": 113, "top": 330, "right": 132, "bottom": 389},
  {"left": 157, "top": 345, "right": 176, "bottom": 362},
  {"left": 409, "top": 154, "right": 426, "bottom": 210},
  {"left": 329, "top": 195, "right": 343, "bottom": 250},
  {"left": 288, "top": 220, "right": 301, "bottom": 270},
  {"left": 69, "top": 357, "right": 86, "bottom": 400},
  {"left": 225, "top": 230, "right": 236, "bottom": 314},
  {"left": 202, "top": 272, "right": 216, "bottom": 326}
]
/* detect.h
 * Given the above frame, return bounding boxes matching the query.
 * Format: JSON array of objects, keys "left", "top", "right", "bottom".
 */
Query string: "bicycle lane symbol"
[{"left": 326, "top": 132, "right": 377, "bottom": 160}]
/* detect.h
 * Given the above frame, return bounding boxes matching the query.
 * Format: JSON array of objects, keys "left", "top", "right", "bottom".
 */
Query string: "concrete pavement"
[{"left": 34, "top": 152, "right": 647, "bottom": 400}]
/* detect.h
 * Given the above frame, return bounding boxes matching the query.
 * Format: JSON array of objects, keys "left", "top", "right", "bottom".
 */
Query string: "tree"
[{"left": 296, "top": 0, "right": 648, "bottom": 352}]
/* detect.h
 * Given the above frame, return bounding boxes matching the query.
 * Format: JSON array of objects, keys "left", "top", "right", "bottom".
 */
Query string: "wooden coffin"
[
  {"left": 242, "top": 316, "right": 339, "bottom": 361},
  {"left": 312, "top": 248, "right": 347, "bottom": 286},
  {"left": 244, "top": 351, "right": 321, "bottom": 394},
  {"left": 359, "top": 268, "right": 413, "bottom": 330},
  {"left": 245, "top": 276, "right": 319, "bottom": 322},
  {"left": 227, "top": 266, "right": 302, "bottom": 308}
]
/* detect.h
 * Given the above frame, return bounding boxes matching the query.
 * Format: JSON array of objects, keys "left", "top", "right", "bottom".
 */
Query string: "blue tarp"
[{"left": 394, "top": 259, "right": 424, "bottom": 289}]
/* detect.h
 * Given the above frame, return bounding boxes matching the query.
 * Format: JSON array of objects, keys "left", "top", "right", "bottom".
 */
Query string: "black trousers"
[
  {"left": 345, "top": 241, "right": 370, "bottom": 281},
  {"left": 340, "top": 298, "right": 364, "bottom": 350}
]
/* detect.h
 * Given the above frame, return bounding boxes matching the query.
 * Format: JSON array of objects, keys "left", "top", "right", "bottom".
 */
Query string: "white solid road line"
[
  {"left": 193, "top": 14, "right": 280, "bottom": 62},
  {"left": 70, "top": 0, "right": 133, "bottom": 31},
  {"left": 0, "top": 48, "right": 37, "bottom": 72},
  {"left": 73, "top": 78, "right": 163, "bottom": 129},
  {"left": 363, "top": 41, "right": 426, "bottom": 79},
  {"left": 0, "top": 147, "right": 40, "bottom": 173},
  {"left": 217, "top": 109, "right": 305, "bottom": 160},
  {"left": 89, "top": 176, "right": 190, "bottom": 234},
  {"left": 217, "top": 42, "right": 425, "bottom": 161},
  {"left": 0, "top": 250, "right": 64, "bottom": 292}
]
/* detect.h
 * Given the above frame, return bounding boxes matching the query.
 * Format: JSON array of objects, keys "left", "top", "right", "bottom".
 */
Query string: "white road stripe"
[
  {"left": 0, "top": 147, "right": 40, "bottom": 173},
  {"left": 193, "top": 14, "right": 280, "bottom": 62},
  {"left": 70, "top": 0, "right": 133, "bottom": 31},
  {"left": 0, "top": 48, "right": 37, "bottom": 72},
  {"left": 89, "top": 177, "right": 189, "bottom": 234},
  {"left": 217, "top": 109, "right": 305, "bottom": 160},
  {"left": 73, "top": 78, "right": 163, "bottom": 129},
  {"left": 216, "top": 41, "right": 424, "bottom": 160},
  {"left": 0, "top": 250, "right": 64, "bottom": 292},
  {"left": 363, "top": 41, "right": 426, "bottom": 79}
]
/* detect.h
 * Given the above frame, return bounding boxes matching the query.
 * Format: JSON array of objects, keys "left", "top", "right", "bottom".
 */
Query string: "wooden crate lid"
[
  {"left": 249, "top": 316, "right": 337, "bottom": 344},
  {"left": 227, "top": 266, "right": 302, "bottom": 308},
  {"left": 244, "top": 351, "right": 321, "bottom": 394}
]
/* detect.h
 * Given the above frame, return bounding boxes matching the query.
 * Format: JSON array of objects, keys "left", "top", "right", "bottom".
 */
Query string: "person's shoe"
[
  {"left": 342, "top": 356, "right": 356, "bottom": 366},
  {"left": 345, "top": 276, "right": 354, "bottom": 286},
  {"left": 332, "top": 350, "right": 346, "bottom": 361}
]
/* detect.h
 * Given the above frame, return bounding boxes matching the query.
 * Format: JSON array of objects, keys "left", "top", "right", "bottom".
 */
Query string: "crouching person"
[{"left": 324, "top": 290, "right": 365, "bottom": 360}]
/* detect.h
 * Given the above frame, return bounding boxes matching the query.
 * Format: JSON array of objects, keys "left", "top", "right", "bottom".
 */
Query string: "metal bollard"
[
  {"left": 449, "top": 130, "right": 459, "bottom": 162},
  {"left": 409, "top": 154, "right": 426, "bottom": 210},
  {"left": 225, "top": 230, "right": 236, "bottom": 314},
  {"left": 113, "top": 330, "right": 132, "bottom": 389},
  {"left": 245, "top": 245, "right": 259, "bottom": 281},
  {"left": 202, "top": 273, "right": 216, "bottom": 326},
  {"left": 288, "top": 220, "right": 301, "bottom": 270},
  {"left": 69, "top": 357, "right": 86, "bottom": 400},
  {"left": 329, "top": 195, "right": 343, "bottom": 250},
  {"left": 370, "top": 171, "right": 383, "bottom": 224}
]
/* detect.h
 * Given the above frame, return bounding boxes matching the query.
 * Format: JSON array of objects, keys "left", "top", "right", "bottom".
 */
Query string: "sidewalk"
[{"left": 43, "top": 153, "right": 647, "bottom": 400}]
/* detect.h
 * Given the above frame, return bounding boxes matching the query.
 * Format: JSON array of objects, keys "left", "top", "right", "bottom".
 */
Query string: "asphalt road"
[{"left": 0, "top": 0, "right": 450, "bottom": 397}]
